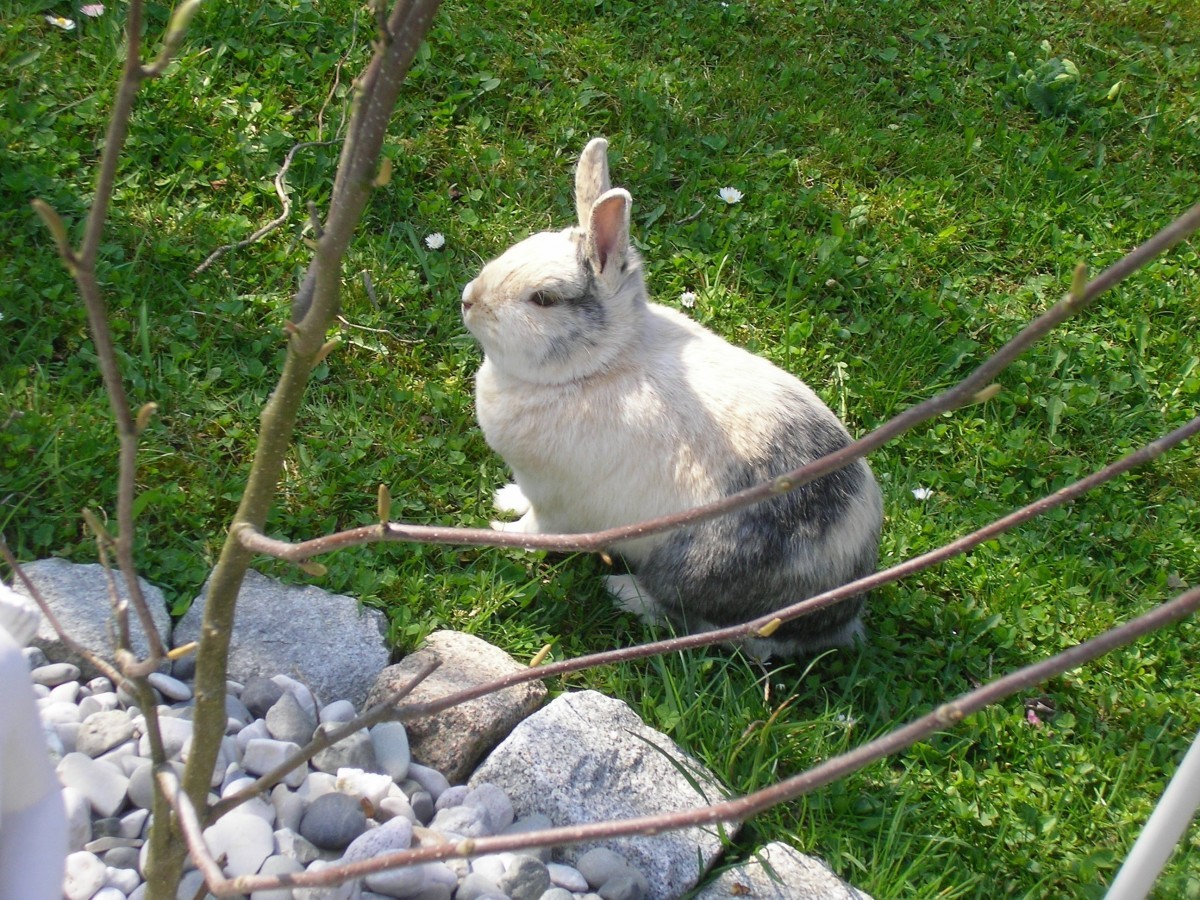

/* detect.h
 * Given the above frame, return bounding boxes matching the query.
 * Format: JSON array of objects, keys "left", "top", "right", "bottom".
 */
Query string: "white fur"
[{"left": 461, "top": 138, "right": 883, "bottom": 656}]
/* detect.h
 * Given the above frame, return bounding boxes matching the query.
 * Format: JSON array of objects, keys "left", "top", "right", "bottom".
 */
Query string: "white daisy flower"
[
  {"left": 679, "top": 291, "right": 697, "bottom": 309},
  {"left": 424, "top": 232, "right": 445, "bottom": 250},
  {"left": 718, "top": 187, "right": 744, "bottom": 205},
  {"left": 912, "top": 487, "right": 933, "bottom": 500},
  {"left": 81, "top": 4, "right": 106, "bottom": 16},
  {"left": 46, "top": 14, "right": 76, "bottom": 30}
]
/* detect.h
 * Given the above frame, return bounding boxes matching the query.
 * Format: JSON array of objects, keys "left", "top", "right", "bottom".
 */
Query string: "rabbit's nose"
[{"left": 461, "top": 281, "right": 476, "bottom": 312}]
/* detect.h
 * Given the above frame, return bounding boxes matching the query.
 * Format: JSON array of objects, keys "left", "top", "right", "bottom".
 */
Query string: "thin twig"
[
  {"left": 236, "top": 200, "right": 1200, "bottom": 564},
  {"left": 156, "top": 771, "right": 226, "bottom": 888},
  {"left": 386, "top": 412, "right": 1200, "bottom": 721},
  {"left": 209, "top": 583, "right": 1200, "bottom": 895},
  {"left": 193, "top": 141, "right": 336, "bottom": 275}
]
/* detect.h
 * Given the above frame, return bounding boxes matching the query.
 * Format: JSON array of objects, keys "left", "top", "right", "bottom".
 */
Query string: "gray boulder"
[
  {"left": 365, "top": 631, "right": 546, "bottom": 784},
  {"left": 14, "top": 559, "right": 171, "bottom": 678},
  {"left": 173, "top": 569, "right": 389, "bottom": 709},
  {"left": 694, "top": 842, "right": 873, "bottom": 899},
  {"left": 469, "top": 690, "right": 738, "bottom": 900}
]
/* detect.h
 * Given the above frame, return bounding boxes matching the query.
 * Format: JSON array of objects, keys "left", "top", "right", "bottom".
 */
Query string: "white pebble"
[
  {"left": 106, "top": 863, "right": 142, "bottom": 893},
  {"left": 57, "top": 753, "right": 130, "bottom": 818},
  {"left": 336, "top": 767, "right": 394, "bottom": 807},
  {"left": 203, "top": 810, "right": 275, "bottom": 877},
  {"left": 319, "top": 699, "right": 357, "bottom": 724},
  {"left": 63, "top": 851, "right": 107, "bottom": 900}
]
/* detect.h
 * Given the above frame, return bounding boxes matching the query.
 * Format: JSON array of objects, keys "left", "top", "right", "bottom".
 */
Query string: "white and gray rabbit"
[{"left": 461, "top": 138, "right": 883, "bottom": 658}]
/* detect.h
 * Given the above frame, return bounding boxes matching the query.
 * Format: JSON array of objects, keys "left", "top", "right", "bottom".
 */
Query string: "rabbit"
[{"left": 460, "top": 137, "right": 883, "bottom": 659}]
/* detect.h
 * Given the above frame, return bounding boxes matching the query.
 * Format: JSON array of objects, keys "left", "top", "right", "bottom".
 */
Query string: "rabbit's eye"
[{"left": 528, "top": 290, "right": 560, "bottom": 308}]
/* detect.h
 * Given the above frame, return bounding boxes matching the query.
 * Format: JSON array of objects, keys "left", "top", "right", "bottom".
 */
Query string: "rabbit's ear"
[
  {"left": 575, "top": 137, "right": 611, "bottom": 226},
  {"left": 587, "top": 188, "right": 631, "bottom": 280}
]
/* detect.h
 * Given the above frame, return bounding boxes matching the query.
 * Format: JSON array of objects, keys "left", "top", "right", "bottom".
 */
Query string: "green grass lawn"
[{"left": 2, "top": 0, "right": 1199, "bottom": 895}]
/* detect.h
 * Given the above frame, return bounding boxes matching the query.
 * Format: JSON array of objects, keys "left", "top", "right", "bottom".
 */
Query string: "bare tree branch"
[
  {"left": 379, "top": 413, "right": 1200, "bottom": 723},
  {"left": 193, "top": 141, "right": 337, "bottom": 275},
  {"left": 155, "top": 771, "right": 226, "bottom": 888},
  {"left": 236, "top": 201, "right": 1200, "bottom": 564},
  {"left": 200, "top": 583, "right": 1200, "bottom": 895}
]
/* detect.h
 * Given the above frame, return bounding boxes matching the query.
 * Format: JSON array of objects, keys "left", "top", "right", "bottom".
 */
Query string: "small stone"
[
  {"left": 576, "top": 848, "right": 634, "bottom": 890},
  {"left": 92, "top": 816, "right": 124, "bottom": 839},
  {"left": 85, "top": 836, "right": 142, "bottom": 853},
  {"left": 225, "top": 693, "right": 255, "bottom": 730},
  {"left": 63, "top": 850, "right": 107, "bottom": 900},
  {"left": 39, "top": 699, "right": 82, "bottom": 726},
  {"left": 97, "top": 743, "right": 141, "bottom": 772},
  {"left": 547, "top": 863, "right": 589, "bottom": 893},
  {"left": 598, "top": 874, "right": 644, "bottom": 900},
  {"left": 119, "top": 808, "right": 150, "bottom": 839},
  {"left": 429, "top": 804, "right": 490, "bottom": 838},
  {"left": 434, "top": 785, "right": 469, "bottom": 810},
  {"left": 56, "top": 721, "right": 81, "bottom": 754},
  {"left": 62, "top": 786, "right": 93, "bottom": 851},
  {"left": 87, "top": 676, "right": 114, "bottom": 694},
  {"left": 31, "top": 661, "right": 82, "bottom": 686},
  {"left": 48, "top": 680, "right": 81, "bottom": 704},
  {"left": 312, "top": 725, "right": 378, "bottom": 774},
  {"left": 203, "top": 810, "right": 276, "bottom": 877},
  {"left": 377, "top": 794, "right": 417, "bottom": 824},
  {"left": 457, "top": 871, "right": 504, "bottom": 900},
  {"left": 540, "top": 890, "right": 575, "bottom": 900},
  {"left": 341, "top": 815, "right": 413, "bottom": 862},
  {"left": 320, "top": 699, "right": 357, "bottom": 724},
  {"left": 104, "top": 864, "right": 142, "bottom": 893},
  {"left": 464, "top": 783, "right": 514, "bottom": 833},
  {"left": 267, "top": 689, "right": 318, "bottom": 745},
  {"left": 104, "top": 845, "right": 141, "bottom": 870},
  {"left": 253, "top": 854, "right": 305, "bottom": 900},
  {"left": 176, "top": 869, "right": 207, "bottom": 900},
  {"left": 471, "top": 855, "right": 507, "bottom": 882},
  {"left": 336, "top": 767, "right": 395, "bottom": 807},
  {"left": 77, "top": 709, "right": 136, "bottom": 758},
  {"left": 500, "top": 814, "right": 554, "bottom": 862},
  {"left": 371, "top": 721, "right": 411, "bottom": 783},
  {"left": 299, "top": 791, "right": 368, "bottom": 851},
  {"left": 408, "top": 790, "right": 434, "bottom": 825},
  {"left": 499, "top": 856, "right": 551, "bottom": 900},
  {"left": 79, "top": 691, "right": 121, "bottom": 719},
  {"left": 406, "top": 762, "right": 450, "bottom": 800},
  {"left": 272, "top": 674, "right": 319, "bottom": 720},
  {"left": 274, "top": 828, "right": 325, "bottom": 866},
  {"left": 236, "top": 717, "right": 271, "bottom": 754},
  {"left": 57, "top": 752, "right": 130, "bottom": 818},
  {"left": 147, "top": 671, "right": 193, "bottom": 702},
  {"left": 272, "top": 783, "right": 306, "bottom": 833},
  {"left": 140, "top": 715, "right": 193, "bottom": 759},
  {"left": 296, "top": 771, "right": 338, "bottom": 804},
  {"left": 242, "top": 738, "right": 307, "bottom": 788},
  {"left": 242, "top": 676, "right": 286, "bottom": 718},
  {"left": 127, "top": 759, "right": 183, "bottom": 812},
  {"left": 92, "top": 886, "right": 130, "bottom": 900}
]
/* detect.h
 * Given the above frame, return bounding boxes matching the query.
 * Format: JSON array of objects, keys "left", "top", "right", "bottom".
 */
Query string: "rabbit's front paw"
[
  {"left": 604, "top": 574, "right": 667, "bottom": 625},
  {"left": 493, "top": 483, "right": 532, "bottom": 516}
]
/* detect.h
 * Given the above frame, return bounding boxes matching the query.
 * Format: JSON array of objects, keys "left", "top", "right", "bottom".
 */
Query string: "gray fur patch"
[
  {"left": 539, "top": 269, "right": 607, "bottom": 364},
  {"left": 633, "top": 411, "right": 879, "bottom": 652}
]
